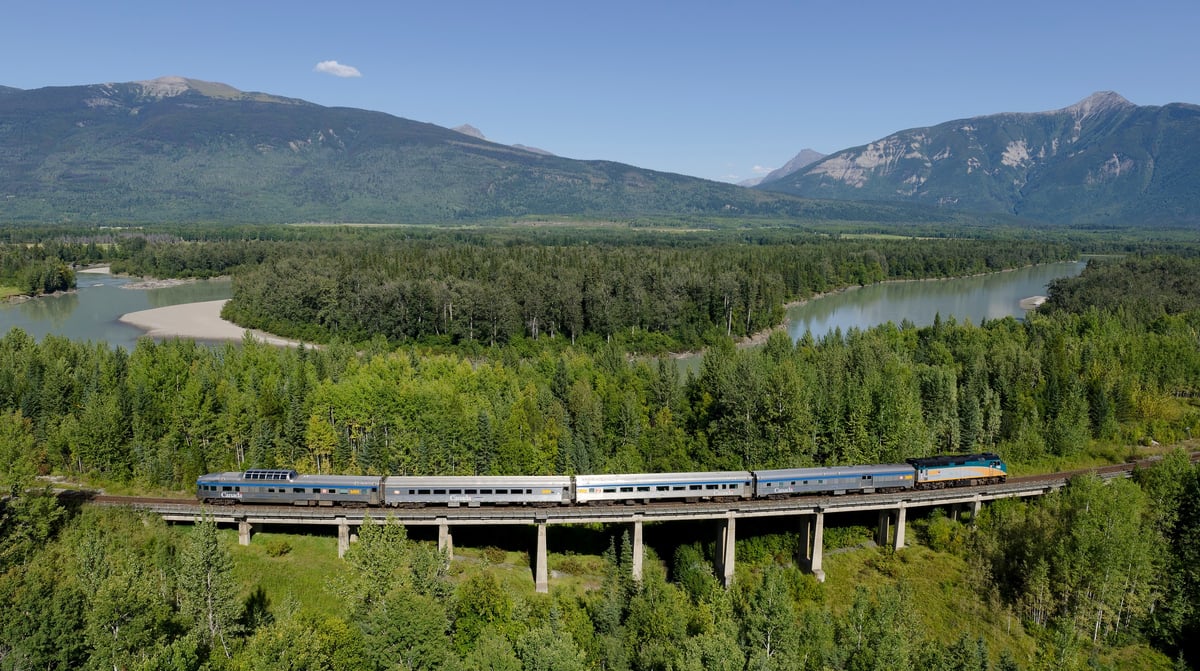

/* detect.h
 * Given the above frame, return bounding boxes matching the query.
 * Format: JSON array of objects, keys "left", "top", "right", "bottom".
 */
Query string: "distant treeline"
[
  {"left": 222, "top": 237, "right": 1073, "bottom": 350},
  {"left": 1041, "top": 255, "right": 1200, "bottom": 323},
  {"left": 0, "top": 239, "right": 92, "bottom": 295}
]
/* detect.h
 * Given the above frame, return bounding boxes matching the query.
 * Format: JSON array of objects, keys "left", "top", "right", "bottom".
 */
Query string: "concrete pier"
[
  {"left": 337, "top": 517, "right": 350, "bottom": 558},
  {"left": 876, "top": 505, "right": 907, "bottom": 550},
  {"left": 238, "top": 519, "right": 252, "bottom": 546},
  {"left": 437, "top": 518, "right": 454, "bottom": 560},
  {"left": 631, "top": 517, "right": 644, "bottom": 582},
  {"left": 715, "top": 513, "right": 736, "bottom": 587},
  {"left": 800, "top": 512, "right": 825, "bottom": 582},
  {"left": 535, "top": 522, "right": 549, "bottom": 593}
]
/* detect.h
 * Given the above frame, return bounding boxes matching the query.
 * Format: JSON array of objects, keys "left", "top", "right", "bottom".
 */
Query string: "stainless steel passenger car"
[
  {"left": 753, "top": 463, "right": 915, "bottom": 497},
  {"left": 574, "top": 471, "right": 753, "bottom": 504},
  {"left": 196, "top": 469, "right": 383, "bottom": 506},
  {"left": 383, "top": 476, "right": 572, "bottom": 507}
]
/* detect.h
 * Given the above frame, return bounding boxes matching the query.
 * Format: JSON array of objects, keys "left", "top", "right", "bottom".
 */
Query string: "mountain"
[
  {"left": 755, "top": 149, "right": 826, "bottom": 186},
  {"left": 1, "top": 76, "right": 874, "bottom": 224},
  {"left": 759, "top": 92, "right": 1200, "bottom": 227}
]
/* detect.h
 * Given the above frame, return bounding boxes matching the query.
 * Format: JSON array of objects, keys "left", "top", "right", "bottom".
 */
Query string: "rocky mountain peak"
[
  {"left": 1061, "top": 91, "right": 1134, "bottom": 117},
  {"left": 135, "top": 76, "right": 237, "bottom": 98},
  {"left": 453, "top": 124, "right": 486, "bottom": 139},
  {"left": 129, "top": 76, "right": 297, "bottom": 104}
]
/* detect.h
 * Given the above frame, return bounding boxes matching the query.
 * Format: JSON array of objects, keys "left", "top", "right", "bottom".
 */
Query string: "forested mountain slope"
[{"left": 0, "top": 77, "right": 966, "bottom": 225}]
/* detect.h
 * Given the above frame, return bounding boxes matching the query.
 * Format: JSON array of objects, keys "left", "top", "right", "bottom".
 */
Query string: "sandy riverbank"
[{"left": 118, "top": 299, "right": 306, "bottom": 347}]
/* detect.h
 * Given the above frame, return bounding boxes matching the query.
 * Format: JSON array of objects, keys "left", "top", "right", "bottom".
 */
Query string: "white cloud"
[
  {"left": 314, "top": 60, "right": 362, "bottom": 78},
  {"left": 752, "top": 165, "right": 773, "bottom": 175}
]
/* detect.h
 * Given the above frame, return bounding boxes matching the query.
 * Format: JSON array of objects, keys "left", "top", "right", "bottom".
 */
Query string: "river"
[
  {"left": 784, "top": 261, "right": 1085, "bottom": 341},
  {"left": 0, "top": 271, "right": 232, "bottom": 350}
]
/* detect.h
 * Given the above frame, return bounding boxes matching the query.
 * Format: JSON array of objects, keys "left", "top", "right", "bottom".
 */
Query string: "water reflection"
[
  {"left": 13, "top": 291, "right": 81, "bottom": 329},
  {"left": 786, "top": 261, "right": 1085, "bottom": 341}
]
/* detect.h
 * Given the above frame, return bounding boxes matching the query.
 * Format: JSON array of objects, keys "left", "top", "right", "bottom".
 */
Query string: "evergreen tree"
[{"left": 178, "top": 515, "right": 243, "bottom": 659}]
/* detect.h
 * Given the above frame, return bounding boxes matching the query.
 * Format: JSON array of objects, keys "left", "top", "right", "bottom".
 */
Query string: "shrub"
[{"left": 264, "top": 538, "right": 292, "bottom": 557}]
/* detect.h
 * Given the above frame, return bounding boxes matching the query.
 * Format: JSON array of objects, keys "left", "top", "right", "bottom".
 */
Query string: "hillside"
[
  {"left": 759, "top": 92, "right": 1200, "bottom": 227},
  {"left": 0, "top": 76, "right": 958, "bottom": 226}
]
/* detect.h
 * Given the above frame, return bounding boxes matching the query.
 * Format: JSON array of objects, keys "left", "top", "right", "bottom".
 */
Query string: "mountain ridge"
[
  {"left": 758, "top": 92, "right": 1200, "bottom": 226},
  {"left": 1, "top": 77, "right": 955, "bottom": 225}
]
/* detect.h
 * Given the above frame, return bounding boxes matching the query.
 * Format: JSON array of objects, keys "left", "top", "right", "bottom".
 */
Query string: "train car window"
[
  {"left": 433, "top": 489, "right": 446, "bottom": 495},
  {"left": 689, "top": 485, "right": 701, "bottom": 491},
  {"left": 620, "top": 487, "right": 633, "bottom": 492},
  {"left": 293, "top": 488, "right": 304, "bottom": 493},
  {"left": 706, "top": 484, "right": 718, "bottom": 490},
  {"left": 637, "top": 486, "right": 650, "bottom": 492},
  {"left": 495, "top": 489, "right": 508, "bottom": 494},
  {"left": 657, "top": 486, "right": 669, "bottom": 492},
  {"left": 673, "top": 486, "right": 685, "bottom": 490},
  {"left": 448, "top": 489, "right": 462, "bottom": 494},
  {"left": 526, "top": 489, "right": 533, "bottom": 494},
  {"left": 235, "top": 487, "right": 241, "bottom": 492},
  {"left": 417, "top": 489, "right": 431, "bottom": 495},
  {"left": 480, "top": 489, "right": 493, "bottom": 494},
  {"left": 465, "top": 489, "right": 477, "bottom": 494},
  {"left": 222, "top": 486, "right": 231, "bottom": 491},
  {"left": 603, "top": 488, "right": 617, "bottom": 493},
  {"left": 371, "top": 488, "right": 377, "bottom": 493}
]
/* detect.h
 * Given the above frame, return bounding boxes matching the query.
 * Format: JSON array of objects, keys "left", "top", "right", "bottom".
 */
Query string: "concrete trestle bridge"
[{"left": 97, "top": 461, "right": 1146, "bottom": 593}]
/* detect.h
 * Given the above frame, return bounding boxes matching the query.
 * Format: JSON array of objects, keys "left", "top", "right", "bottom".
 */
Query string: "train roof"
[
  {"left": 197, "top": 471, "right": 381, "bottom": 487},
  {"left": 575, "top": 471, "right": 752, "bottom": 484},
  {"left": 907, "top": 453, "right": 1003, "bottom": 468},
  {"left": 753, "top": 463, "right": 912, "bottom": 479},
  {"left": 383, "top": 475, "right": 571, "bottom": 487}
]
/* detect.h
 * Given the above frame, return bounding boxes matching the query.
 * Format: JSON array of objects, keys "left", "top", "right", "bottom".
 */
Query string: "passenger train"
[{"left": 196, "top": 453, "right": 1007, "bottom": 508}]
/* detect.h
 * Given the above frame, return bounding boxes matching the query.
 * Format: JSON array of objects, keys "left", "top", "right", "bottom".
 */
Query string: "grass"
[
  {"left": 0, "top": 285, "right": 23, "bottom": 298},
  {"left": 213, "top": 527, "right": 349, "bottom": 619},
  {"left": 821, "top": 543, "right": 1037, "bottom": 663}
]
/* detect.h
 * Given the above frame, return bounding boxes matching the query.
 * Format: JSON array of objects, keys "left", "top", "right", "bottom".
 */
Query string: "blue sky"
[{"left": 4, "top": 0, "right": 1197, "bottom": 183}]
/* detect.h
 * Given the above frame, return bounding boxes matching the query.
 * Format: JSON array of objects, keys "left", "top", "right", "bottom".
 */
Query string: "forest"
[
  {"left": 0, "top": 239, "right": 84, "bottom": 297},
  {"left": 98, "top": 225, "right": 1078, "bottom": 351},
  {"left": 1, "top": 227, "right": 1199, "bottom": 669}
]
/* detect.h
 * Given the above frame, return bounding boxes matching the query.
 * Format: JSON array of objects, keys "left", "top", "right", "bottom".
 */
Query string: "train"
[{"left": 195, "top": 453, "right": 1007, "bottom": 508}]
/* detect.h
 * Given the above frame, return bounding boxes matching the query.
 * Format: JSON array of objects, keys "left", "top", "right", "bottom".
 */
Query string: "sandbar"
[{"left": 119, "top": 299, "right": 305, "bottom": 347}]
